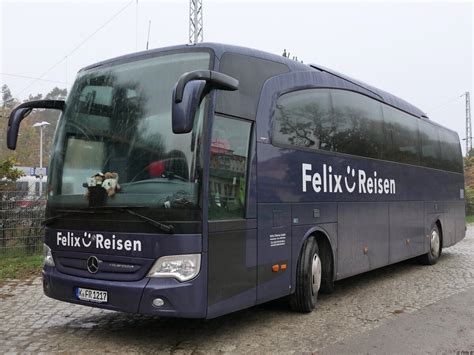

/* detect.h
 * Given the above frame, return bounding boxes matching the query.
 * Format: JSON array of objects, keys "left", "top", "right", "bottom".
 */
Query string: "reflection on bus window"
[{"left": 209, "top": 116, "right": 251, "bottom": 220}]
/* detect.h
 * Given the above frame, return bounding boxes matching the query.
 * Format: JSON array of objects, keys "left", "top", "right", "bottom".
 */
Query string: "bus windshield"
[{"left": 48, "top": 52, "right": 210, "bottom": 220}]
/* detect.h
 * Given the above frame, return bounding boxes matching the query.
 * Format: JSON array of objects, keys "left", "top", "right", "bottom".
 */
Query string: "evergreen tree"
[{"left": 1, "top": 84, "right": 14, "bottom": 109}]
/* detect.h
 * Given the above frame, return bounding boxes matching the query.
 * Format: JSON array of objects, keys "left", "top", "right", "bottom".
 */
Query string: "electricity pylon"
[
  {"left": 189, "top": 0, "right": 203, "bottom": 44},
  {"left": 465, "top": 92, "right": 472, "bottom": 156}
]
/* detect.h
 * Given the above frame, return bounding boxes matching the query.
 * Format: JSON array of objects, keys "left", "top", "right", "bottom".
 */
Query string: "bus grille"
[{"left": 53, "top": 250, "right": 154, "bottom": 281}]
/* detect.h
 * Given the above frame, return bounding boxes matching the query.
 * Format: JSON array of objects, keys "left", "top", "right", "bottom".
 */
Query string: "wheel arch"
[
  {"left": 299, "top": 226, "right": 336, "bottom": 283},
  {"left": 435, "top": 218, "right": 443, "bottom": 250}
]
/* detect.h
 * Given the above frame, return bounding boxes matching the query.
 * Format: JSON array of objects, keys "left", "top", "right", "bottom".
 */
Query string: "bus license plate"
[{"left": 76, "top": 287, "right": 108, "bottom": 303}]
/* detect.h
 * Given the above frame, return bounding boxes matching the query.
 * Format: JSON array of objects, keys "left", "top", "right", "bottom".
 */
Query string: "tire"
[
  {"left": 290, "top": 237, "right": 321, "bottom": 312},
  {"left": 320, "top": 275, "right": 335, "bottom": 294},
  {"left": 420, "top": 224, "right": 442, "bottom": 265},
  {"left": 319, "top": 242, "right": 335, "bottom": 294}
]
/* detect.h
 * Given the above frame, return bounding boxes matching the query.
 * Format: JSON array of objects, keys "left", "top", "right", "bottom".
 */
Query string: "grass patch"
[
  {"left": 0, "top": 255, "right": 43, "bottom": 282},
  {"left": 466, "top": 216, "right": 474, "bottom": 224}
]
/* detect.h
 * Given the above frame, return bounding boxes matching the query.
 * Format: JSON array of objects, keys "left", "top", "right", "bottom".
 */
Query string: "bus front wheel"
[
  {"left": 420, "top": 224, "right": 442, "bottom": 265},
  {"left": 290, "top": 237, "right": 321, "bottom": 312}
]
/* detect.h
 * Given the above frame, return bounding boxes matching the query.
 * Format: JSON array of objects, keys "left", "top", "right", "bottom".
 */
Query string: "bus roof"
[{"left": 80, "top": 42, "right": 427, "bottom": 119}]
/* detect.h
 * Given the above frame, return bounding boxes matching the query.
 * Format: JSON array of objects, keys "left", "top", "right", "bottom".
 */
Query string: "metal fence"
[
  {"left": 0, "top": 190, "right": 46, "bottom": 256},
  {"left": 0, "top": 187, "right": 473, "bottom": 256}
]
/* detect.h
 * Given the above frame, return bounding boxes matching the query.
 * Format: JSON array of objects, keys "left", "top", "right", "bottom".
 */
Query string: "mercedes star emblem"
[{"left": 87, "top": 256, "right": 100, "bottom": 274}]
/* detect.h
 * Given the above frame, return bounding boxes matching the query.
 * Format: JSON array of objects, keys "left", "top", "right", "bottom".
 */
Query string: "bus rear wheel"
[
  {"left": 290, "top": 237, "right": 321, "bottom": 312},
  {"left": 420, "top": 224, "right": 442, "bottom": 265}
]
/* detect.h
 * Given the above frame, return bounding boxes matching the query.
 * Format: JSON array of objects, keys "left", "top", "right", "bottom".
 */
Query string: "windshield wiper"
[
  {"left": 42, "top": 207, "right": 174, "bottom": 234},
  {"left": 122, "top": 208, "right": 174, "bottom": 233}
]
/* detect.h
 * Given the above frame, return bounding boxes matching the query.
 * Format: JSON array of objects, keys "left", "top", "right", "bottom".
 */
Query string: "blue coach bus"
[{"left": 7, "top": 43, "right": 465, "bottom": 318}]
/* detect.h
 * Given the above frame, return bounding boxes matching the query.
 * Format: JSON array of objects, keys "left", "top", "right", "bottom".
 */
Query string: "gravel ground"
[{"left": 1, "top": 226, "right": 473, "bottom": 353}]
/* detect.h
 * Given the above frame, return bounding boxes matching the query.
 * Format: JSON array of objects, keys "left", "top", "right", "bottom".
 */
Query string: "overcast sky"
[{"left": 1, "top": 0, "right": 473, "bottom": 152}]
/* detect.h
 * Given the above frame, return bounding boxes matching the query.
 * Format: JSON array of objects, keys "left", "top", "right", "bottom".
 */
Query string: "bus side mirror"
[
  {"left": 172, "top": 70, "right": 239, "bottom": 134},
  {"left": 172, "top": 80, "right": 207, "bottom": 134},
  {"left": 7, "top": 100, "right": 65, "bottom": 150}
]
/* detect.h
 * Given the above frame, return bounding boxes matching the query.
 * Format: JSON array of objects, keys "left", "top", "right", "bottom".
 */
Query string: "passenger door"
[{"left": 206, "top": 115, "right": 257, "bottom": 318}]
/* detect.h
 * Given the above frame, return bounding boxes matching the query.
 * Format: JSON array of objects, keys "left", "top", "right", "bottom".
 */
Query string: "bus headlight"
[
  {"left": 43, "top": 244, "right": 55, "bottom": 267},
  {"left": 147, "top": 254, "right": 201, "bottom": 282}
]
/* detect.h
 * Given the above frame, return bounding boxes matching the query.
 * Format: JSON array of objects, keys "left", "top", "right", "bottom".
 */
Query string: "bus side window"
[
  {"left": 330, "top": 90, "right": 384, "bottom": 159},
  {"left": 419, "top": 119, "right": 442, "bottom": 170},
  {"left": 383, "top": 105, "right": 421, "bottom": 165},
  {"left": 208, "top": 115, "right": 251, "bottom": 220},
  {"left": 438, "top": 128, "right": 463, "bottom": 173},
  {"left": 272, "top": 89, "right": 334, "bottom": 151}
]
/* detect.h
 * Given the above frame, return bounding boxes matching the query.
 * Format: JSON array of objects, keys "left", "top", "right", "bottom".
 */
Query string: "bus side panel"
[
  {"left": 455, "top": 201, "right": 467, "bottom": 243},
  {"left": 256, "top": 203, "right": 292, "bottom": 303},
  {"left": 443, "top": 200, "right": 465, "bottom": 247},
  {"left": 389, "top": 201, "right": 424, "bottom": 264},
  {"left": 336, "top": 202, "right": 389, "bottom": 280},
  {"left": 442, "top": 201, "right": 457, "bottom": 247}
]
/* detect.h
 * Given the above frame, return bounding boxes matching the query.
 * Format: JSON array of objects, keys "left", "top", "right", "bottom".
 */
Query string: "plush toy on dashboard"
[
  {"left": 91, "top": 172, "right": 105, "bottom": 186},
  {"left": 102, "top": 172, "right": 120, "bottom": 197},
  {"left": 85, "top": 172, "right": 105, "bottom": 198}
]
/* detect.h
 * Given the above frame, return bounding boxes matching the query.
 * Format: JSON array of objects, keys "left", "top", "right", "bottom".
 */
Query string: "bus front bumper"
[{"left": 42, "top": 266, "right": 207, "bottom": 318}]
